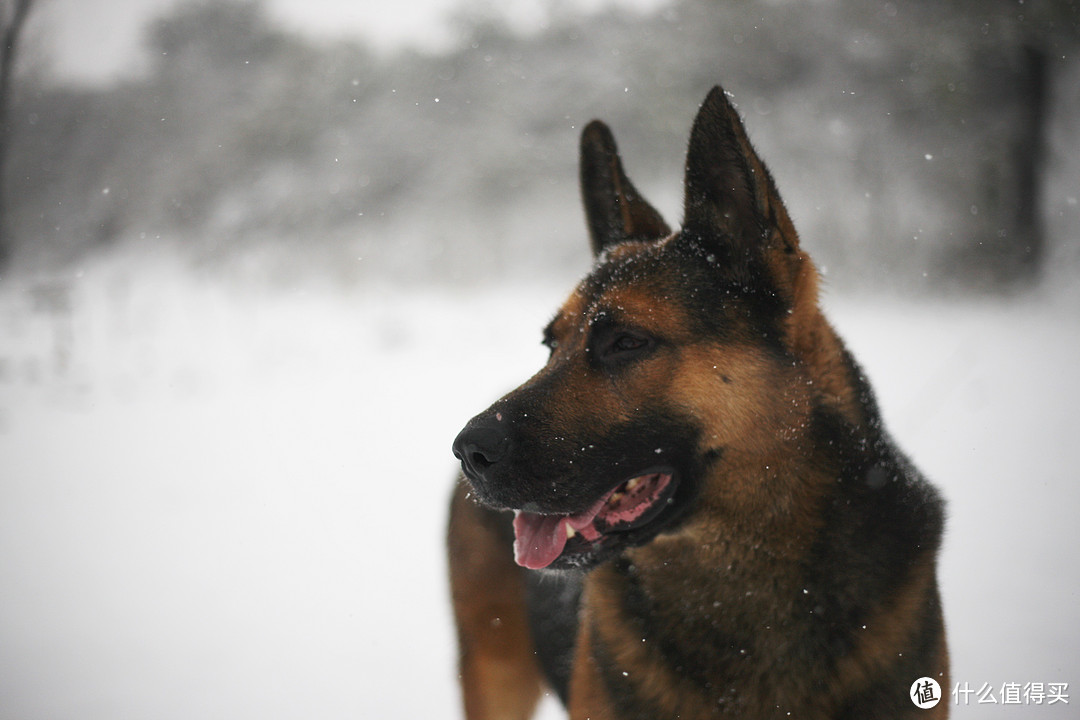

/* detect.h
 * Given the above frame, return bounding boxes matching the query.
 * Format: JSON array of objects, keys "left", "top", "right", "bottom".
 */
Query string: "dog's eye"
[
  {"left": 612, "top": 334, "right": 647, "bottom": 353},
  {"left": 598, "top": 330, "right": 653, "bottom": 362}
]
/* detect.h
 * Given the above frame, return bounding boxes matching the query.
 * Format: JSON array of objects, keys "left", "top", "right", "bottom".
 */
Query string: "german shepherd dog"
[{"left": 449, "top": 86, "right": 948, "bottom": 719}]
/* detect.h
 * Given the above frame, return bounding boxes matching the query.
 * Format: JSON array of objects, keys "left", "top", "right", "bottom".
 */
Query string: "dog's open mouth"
[{"left": 512, "top": 471, "right": 675, "bottom": 569}]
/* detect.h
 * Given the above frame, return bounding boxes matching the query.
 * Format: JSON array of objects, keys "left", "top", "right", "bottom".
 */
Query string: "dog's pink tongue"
[
  {"left": 513, "top": 498, "right": 607, "bottom": 570},
  {"left": 513, "top": 512, "right": 568, "bottom": 570}
]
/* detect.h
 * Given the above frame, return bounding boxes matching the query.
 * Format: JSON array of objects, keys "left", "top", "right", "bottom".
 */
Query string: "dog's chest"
[{"left": 577, "top": 554, "right": 838, "bottom": 718}]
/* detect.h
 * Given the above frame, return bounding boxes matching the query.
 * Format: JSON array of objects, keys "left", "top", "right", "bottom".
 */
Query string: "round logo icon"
[{"left": 911, "top": 677, "right": 942, "bottom": 709}]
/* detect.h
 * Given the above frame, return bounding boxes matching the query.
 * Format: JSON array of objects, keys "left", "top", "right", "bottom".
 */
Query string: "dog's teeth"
[
  {"left": 608, "top": 491, "right": 624, "bottom": 505},
  {"left": 566, "top": 525, "right": 576, "bottom": 539},
  {"left": 626, "top": 478, "right": 641, "bottom": 491}
]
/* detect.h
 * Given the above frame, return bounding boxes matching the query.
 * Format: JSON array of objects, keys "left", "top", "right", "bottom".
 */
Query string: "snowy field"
[{"left": 1, "top": 251, "right": 1078, "bottom": 719}]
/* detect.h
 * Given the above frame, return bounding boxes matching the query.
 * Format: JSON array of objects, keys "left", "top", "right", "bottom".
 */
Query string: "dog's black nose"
[{"left": 453, "top": 417, "right": 511, "bottom": 480}]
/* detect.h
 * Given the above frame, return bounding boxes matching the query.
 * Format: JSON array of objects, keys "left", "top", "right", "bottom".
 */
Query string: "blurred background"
[
  {"left": 4, "top": 0, "right": 1080, "bottom": 288},
  {"left": 0, "top": 0, "right": 1077, "bottom": 718}
]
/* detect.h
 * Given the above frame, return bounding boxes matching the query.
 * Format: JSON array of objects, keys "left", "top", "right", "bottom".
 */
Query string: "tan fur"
[
  {"left": 448, "top": 482, "right": 543, "bottom": 720},
  {"left": 831, "top": 554, "right": 950, "bottom": 713}
]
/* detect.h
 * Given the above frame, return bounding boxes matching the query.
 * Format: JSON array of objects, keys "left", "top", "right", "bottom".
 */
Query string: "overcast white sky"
[{"left": 32, "top": 0, "right": 666, "bottom": 86}]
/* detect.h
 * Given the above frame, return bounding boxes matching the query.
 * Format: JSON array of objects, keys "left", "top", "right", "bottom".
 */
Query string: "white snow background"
[{"left": 1, "top": 247, "right": 1078, "bottom": 718}]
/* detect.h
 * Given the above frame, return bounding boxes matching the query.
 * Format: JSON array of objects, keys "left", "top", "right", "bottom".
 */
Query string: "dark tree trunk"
[
  {"left": 0, "top": 0, "right": 35, "bottom": 271},
  {"left": 1010, "top": 43, "right": 1048, "bottom": 281}
]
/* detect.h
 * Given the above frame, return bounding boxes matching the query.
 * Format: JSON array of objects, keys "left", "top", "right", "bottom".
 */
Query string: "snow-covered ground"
[{"left": 1, "top": 252, "right": 1077, "bottom": 718}]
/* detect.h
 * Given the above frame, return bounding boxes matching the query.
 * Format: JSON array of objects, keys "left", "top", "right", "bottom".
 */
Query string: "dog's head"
[{"left": 454, "top": 87, "right": 857, "bottom": 571}]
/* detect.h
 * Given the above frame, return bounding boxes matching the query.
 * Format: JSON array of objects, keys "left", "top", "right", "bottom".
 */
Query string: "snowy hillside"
[{"left": 1, "top": 253, "right": 1078, "bottom": 718}]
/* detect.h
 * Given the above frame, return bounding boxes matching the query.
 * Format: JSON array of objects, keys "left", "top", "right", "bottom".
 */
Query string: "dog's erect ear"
[
  {"left": 580, "top": 120, "right": 671, "bottom": 257},
  {"left": 681, "top": 86, "right": 802, "bottom": 289},
  {"left": 681, "top": 86, "right": 831, "bottom": 377}
]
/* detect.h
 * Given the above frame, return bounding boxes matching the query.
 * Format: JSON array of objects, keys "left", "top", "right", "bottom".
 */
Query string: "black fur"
[{"left": 524, "top": 571, "right": 582, "bottom": 703}]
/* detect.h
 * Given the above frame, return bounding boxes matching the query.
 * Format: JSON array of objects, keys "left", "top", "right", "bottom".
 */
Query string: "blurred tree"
[
  {"left": 149, "top": 0, "right": 279, "bottom": 71},
  {"left": 926, "top": 0, "right": 1080, "bottom": 287},
  {"left": 0, "top": 0, "right": 34, "bottom": 271},
  {"left": 985, "top": 0, "right": 1080, "bottom": 287}
]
